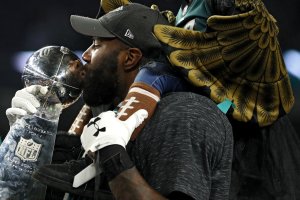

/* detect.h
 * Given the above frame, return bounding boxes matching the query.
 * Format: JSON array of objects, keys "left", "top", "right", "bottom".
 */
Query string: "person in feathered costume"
[
  {"left": 154, "top": 1, "right": 300, "bottom": 199},
  {"left": 101, "top": 0, "right": 300, "bottom": 199}
]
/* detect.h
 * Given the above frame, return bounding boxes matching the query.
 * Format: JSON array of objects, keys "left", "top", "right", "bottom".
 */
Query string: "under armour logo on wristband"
[{"left": 87, "top": 117, "right": 106, "bottom": 137}]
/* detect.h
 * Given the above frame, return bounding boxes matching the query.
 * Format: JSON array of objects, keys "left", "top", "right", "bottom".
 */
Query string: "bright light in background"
[
  {"left": 283, "top": 49, "right": 300, "bottom": 79},
  {"left": 12, "top": 49, "right": 300, "bottom": 80},
  {"left": 12, "top": 51, "right": 33, "bottom": 73},
  {"left": 12, "top": 51, "right": 84, "bottom": 73}
]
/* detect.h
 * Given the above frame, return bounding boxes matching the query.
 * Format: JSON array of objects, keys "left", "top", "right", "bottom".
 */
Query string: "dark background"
[{"left": 0, "top": 0, "right": 299, "bottom": 138}]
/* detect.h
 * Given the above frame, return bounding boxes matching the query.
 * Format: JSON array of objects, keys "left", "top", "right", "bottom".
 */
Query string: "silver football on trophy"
[{"left": 22, "top": 46, "right": 84, "bottom": 109}]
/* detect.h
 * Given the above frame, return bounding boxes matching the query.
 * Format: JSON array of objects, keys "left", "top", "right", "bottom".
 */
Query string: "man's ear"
[{"left": 123, "top": 48, "right": 142, "bottom": 71}]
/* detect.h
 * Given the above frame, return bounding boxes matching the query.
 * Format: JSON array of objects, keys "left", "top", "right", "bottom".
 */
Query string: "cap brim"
[{"left": 70, "top": 15, "right": 115, "bottom": 38}]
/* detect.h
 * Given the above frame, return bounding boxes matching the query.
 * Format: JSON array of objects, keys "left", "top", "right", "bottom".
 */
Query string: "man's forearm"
[
  {"left": 109, "top": 167, "right": 168, "bottom": 200},
  {"left": 98, "top": 145, "right": 168, "bottom": 200}
]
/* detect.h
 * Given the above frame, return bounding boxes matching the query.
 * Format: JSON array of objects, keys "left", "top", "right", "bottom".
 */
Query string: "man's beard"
[{"left": 82, "top": 51, "right": 119, "bottom": 107}]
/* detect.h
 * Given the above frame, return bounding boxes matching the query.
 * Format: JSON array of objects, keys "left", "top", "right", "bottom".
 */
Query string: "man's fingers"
[
  {"left": 12, "top": 96, "right": 38, "bottom": 114},
  {"left": 25, "top": 85, "right": 48, "bottom": 95},
  {"left": 124, "top": 109, "right": 148, "bottom": 132},
  {"left": 6, "top": 107, "right": 27, "bottom": 117},
  {"left": 6, "top": 85, "right": 48, "bottom": 125},
  {"left": 6, "top": 107, "right": 27, "bottom": 125},
  {"left": 12, "top": 85, "right": 49, "bottom": 113}
]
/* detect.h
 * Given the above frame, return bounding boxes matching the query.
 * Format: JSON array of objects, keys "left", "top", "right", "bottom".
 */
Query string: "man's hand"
[
  {"left": 81, "top": 109, "right": 148, "bottom": 154},
  {"left": 6, "top": 85, "right": 48, "bottom": 125}
]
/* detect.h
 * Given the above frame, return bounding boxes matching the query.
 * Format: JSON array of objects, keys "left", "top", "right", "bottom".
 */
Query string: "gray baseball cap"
[{"left": 70, "top": 3, "right": 170, "bottom": 58}]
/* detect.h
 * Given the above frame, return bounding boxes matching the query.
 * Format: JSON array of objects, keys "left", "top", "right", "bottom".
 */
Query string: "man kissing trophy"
[{"left": 0, "top": 46, "right": 83, "bottom": 200}]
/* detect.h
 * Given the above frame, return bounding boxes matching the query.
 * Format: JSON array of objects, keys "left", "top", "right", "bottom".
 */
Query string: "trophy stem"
[{"left": 0, "top": 107, "right": 62, "bottom": 200}]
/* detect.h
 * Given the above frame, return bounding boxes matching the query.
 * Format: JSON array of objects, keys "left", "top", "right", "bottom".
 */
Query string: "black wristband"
[{"left": 98, "top": 145, "right": 134, "bottom": 182}]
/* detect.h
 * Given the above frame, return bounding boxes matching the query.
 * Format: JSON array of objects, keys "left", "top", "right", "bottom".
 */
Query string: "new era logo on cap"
[{"left": 124, "top": 29, "right": 134, "bottom": 39}]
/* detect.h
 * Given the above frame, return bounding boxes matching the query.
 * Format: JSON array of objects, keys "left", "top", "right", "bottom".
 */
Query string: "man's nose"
[{"left": 82, "top": 49, "right": 91, "bottom": 63}]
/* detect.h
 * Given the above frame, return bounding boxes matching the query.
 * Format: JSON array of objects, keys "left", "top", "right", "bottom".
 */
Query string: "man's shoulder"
[
  {"left": 143, "top": 92, "right": 233, "bottom": 151},
  {"left": 160, "top": 92, "right": 219, "bottom": 112},
  {"left": 156, "top": 92, "right": 232, "bottom": 130}
]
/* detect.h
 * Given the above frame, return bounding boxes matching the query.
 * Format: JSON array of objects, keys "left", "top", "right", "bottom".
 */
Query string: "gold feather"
[
  {"left": 278, "top": 75, "right": 295, "bottom": 113},
  {"left": 100, "top": 0, "right": 131, "bottom": 14},
  {"left": 256, "top": 81, "right": 280, "bottom": 126},
  {"left": 154, "top": 0, "right": 294, "bottom": 126}
]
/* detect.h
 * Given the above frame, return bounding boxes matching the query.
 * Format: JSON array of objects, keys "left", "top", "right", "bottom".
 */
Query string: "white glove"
[
  {"left": 6, "top": 85, "right": 48, "bottom": 125},
  {"left": 81, "top": 109, "right": 148, "bottom": 154}
]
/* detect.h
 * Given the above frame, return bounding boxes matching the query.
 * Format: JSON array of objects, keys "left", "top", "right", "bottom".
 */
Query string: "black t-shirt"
[{"left": 128, "top": 92, "right": 233, "bottom": 200}]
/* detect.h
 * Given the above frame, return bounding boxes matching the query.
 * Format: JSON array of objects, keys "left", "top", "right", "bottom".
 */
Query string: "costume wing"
[
  {"left": 100, "top": 0, "right": 131, "bottom": 13},
  {"left": 154, "top": 0, "right": 294, "bottom": 126}
]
